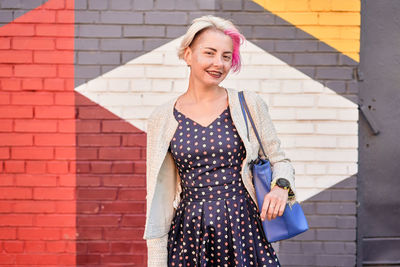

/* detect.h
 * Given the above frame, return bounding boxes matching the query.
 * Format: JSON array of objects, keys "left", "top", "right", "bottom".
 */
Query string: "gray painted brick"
[
  {"left": 144, "top": 38, "right": 169, "bottom": 51},
  {"left": 295, "top": 28, "right": 315, "bottom": 39},
  {"left": 100, "top": 38, "right": 143, "bottom": 51},
  {"left": 154, "top": 0, "right": 175, "bottom": 10},
  {"left": 124, "top": 25, "right": 165, "bottom": 37},
  {"left": 299, "top": 202, "right": 315, "bottom": 215},
  {"left": 145, "top": 11, "right": 187, "bottom": 25},
  {"left": 0, "top": 0, "right": 21, "bottom": 8},
  {"left": 133, "top": 0, "right": 154, "bottom": 10},
  {"left": 79, "top": 25, "right": 122, "bottom": 37},
  {"left": 109, "top": 0, "right": 132, "bottom": 10},
  {"left": 0, "top": 10, "right": 12, "bottom": 22},
  {"left": 232, "top": 13, "right": 274, "bottom": 25},
  {"left": 309, "top": 190, "right": 331, "bottom": 201},
  {"left": 75, "top": 38, "right": 100, "bottom": 50},
  {"left": 166, "top": 26, "right": 187, "bottom": 38},
  {"left": 275, "top": 40, "right": 319, "bottom": 52},
  {"left": 197, "top": 0, "right": 215, "bottom": 10},
  {"left": 222, "top": 0, "right": 242, "bottom": 11},
  {"left": 345, "top": 242, "right": 356, "bottom": 254},
  {"left": 316, "top": 67, "right": 353, "bottom": 80},
  {"left": 75, "top": 0, "right": 88, "bottom": 10},
  {"left": 331, "top": 189, "right": 357, "bottom": 201},
  {"left": 294, "top": 53, "right": 338, "bottom": 65},
  {"left": 301, "top": 242, "right": 324, "bottom": 254},
  {"left": 316, "top": 229, "right": 356, "bottom": 241},
  {"left": 307, "top": 215, "right": 337, "bottom": 228},
  {"left": 78, "top": 51, "right": 120, "bottom": 65},
  {"left": 174, "top": 0, "right": 197, "bottom": 10},
  {"left": 296, "top": 66, "right": 315, "bottom": 78},
  {"left": 279, "top": 241, "right": 301, "bottom": 253},
  {"left": 188, "top": 12, "right": 216, "bottom": 23},
  {"left": 318, "top": 41, "right": 335, "bottom": 52},
  {"left": 250, "top": 39, "right": 274, "bottom": 51},
  {"left": 279, "top": 253, "right": 316, "bottom": 266},
  {"left": 316, "top": 255, "right": 356, "bottom": 266},
  {"left": 337, "top": 216, "right": 356, "bottom": 229},
  {"left": 75, "top": 66, "right": 101, "bottom": 79},
  {"left": 122, "top": 51, "right": 145, "bottom": 63},
  {"left": 326, "top": 81, "right": 346, "bottom": 93},
  {"left": 13, "top": 10, "right": 27, "bottom": 20},
  {"left": 253, "top": 26, "right": 296, "bottom": 39},
  {"left": 274, "top": 15, "right": 291, "bottom": 26},
  {"left": 75, "top": 11, "right": 100, "bottom": 23},
  {"left": 100, "top": 11, "right": 143, "bottom": 24},
  {"left": 88, "top": 0, "right": 108, "bottom": 10},
  {"left": 291, "top": 229, "right": 316, "bottom": 241},
  {"left": 334, "top": 175, "right": 357, "bottom": 188},
  {"left": 316, "top": 202, "right": 356, "bottom": 215},
  {"left": 244, "top": 0, "right": 263, "bottom": 11},
  {"left": 238, "top": 26, "right": 251, "bottom": 38},
  {"left": 347, "top": 81, "right": 358, "bottom": 93},
  {"left": 323, "top": 242, "right": 346, "bottom": 254},
  {"left": 339, "top": 54, "right": 358, "bottom": 65}
]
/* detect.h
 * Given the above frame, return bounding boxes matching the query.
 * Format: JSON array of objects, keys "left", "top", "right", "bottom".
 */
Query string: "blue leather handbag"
[{"left": 238, "top": 91, "right": 309, "bottom": 243}]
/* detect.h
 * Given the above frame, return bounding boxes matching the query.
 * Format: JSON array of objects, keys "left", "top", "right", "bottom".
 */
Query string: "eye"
[{"left": 223, "top": 55, "right": 232, "bottom": 60}]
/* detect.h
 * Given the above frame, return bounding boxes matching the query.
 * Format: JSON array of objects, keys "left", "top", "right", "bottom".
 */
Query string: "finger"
[
  {"left": 278, "top": 203, "right": 286, "bottom": 217},
  {"left": 267, "top": 202, "right": 276, "bottom": 221},
  {"left": 272, "top": 204, "right": 280, "bottom": 219},
  {"left": 260, "top": 199, "right": 269, "bottom": 221}
]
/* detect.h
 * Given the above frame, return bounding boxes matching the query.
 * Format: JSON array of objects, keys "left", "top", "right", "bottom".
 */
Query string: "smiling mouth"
[{"left": 206, "top": 70, "right": 222, "bottom": 78}]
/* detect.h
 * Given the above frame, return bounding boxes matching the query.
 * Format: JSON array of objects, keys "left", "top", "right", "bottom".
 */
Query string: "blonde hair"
[{"left": 178, "top": 15, "right": 245, "bottom": 73}]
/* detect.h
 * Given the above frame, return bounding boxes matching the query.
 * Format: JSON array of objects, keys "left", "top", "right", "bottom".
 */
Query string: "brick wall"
[{"left": 1, "top": 0, "right": 360, "bottom": 266}]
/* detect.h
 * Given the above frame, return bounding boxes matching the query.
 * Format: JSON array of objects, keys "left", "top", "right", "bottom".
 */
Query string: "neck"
[{"left": 184, "top": 75, "right": 224, "bottom": 105}]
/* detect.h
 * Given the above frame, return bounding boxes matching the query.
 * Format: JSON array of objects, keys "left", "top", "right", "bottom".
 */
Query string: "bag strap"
[{"left": 238, "top": 91, "right": 267, "bottom": 158}]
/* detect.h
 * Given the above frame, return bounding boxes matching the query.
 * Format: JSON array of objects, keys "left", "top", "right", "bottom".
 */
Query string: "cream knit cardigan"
[{"left": 144, "top": 87, "right": 296, "bottom": 266}]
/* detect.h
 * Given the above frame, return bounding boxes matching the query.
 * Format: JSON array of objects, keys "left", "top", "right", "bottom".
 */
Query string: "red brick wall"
[{"left": 0, "top": 0, "right": 76, "bottom": 265}]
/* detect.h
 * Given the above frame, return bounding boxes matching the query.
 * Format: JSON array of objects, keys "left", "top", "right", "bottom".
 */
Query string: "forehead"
[{"left": 192, "top": 28, "right": 233, "bottom": 51}]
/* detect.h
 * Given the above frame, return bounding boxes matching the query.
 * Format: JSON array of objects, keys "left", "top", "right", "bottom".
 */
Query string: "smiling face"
[{"left": 184, "top": 28, "right": 233, "bottom": 87}]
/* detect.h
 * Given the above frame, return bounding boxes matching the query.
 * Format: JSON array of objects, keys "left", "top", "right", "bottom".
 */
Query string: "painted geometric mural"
[{"left": 0, "top": 0, "right": 359, "bottom": 266}]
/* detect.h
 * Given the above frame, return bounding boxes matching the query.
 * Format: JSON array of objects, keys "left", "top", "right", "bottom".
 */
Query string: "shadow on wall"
[{"left": 75, "top": 92, "right": 147, "bottom": 266}]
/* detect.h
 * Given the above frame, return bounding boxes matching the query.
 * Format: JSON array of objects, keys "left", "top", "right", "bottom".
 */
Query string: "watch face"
[{"left": 277, "top": 178, "right": 290, "bottom": 188}]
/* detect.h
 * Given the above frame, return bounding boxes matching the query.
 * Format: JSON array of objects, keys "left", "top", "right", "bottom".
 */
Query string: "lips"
[{"left": 206, "top": 70, "right": 223, "bottom": 78}]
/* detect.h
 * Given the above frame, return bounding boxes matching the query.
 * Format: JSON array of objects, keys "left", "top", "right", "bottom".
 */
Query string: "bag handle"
[{"left": 238, "top": 91, "right": 267, "bottom": 159}]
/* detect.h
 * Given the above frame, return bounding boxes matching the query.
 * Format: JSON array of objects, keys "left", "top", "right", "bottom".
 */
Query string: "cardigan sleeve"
[
  {"left": 146, "top": 234, "right": 168, "bottom": 267},
  {"left": 252, "top": 93, "right": 297, "bottom": 205}
]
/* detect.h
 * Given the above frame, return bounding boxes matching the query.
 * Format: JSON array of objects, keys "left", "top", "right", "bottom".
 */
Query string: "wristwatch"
[{"left": 272, "top": 178, "right": 295, "bottom": 197}]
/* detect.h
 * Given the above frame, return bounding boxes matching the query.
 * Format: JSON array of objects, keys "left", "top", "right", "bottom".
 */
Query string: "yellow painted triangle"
[{"left": 253, "top": 0, "right": 360, "bottom": 62}]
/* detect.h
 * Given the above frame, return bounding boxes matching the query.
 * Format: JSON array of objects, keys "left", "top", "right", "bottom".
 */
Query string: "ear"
[{"left": 183, "top": 46, "right": 192, "bottom": 66}]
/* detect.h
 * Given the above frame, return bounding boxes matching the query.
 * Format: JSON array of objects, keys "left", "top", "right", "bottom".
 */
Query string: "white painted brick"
[
  {"left": 249, "top": 53, "right": 284, "bottom": 66},
  {"left": 107, "top": 79, "right": 130, "bottom": 91},
  {"left": 327, "top": 163, "right": 349, "bottom": 175},
  {"left": 240, "top": 53, "right": 251, "bottom": 65},
  {"left": 337, "top": 136, "right": 358, "bottom": 148},
  {"left": 145, "top": 66, "right": 187, "bottom": 78},
  {"left": 151, "top": 79, "right": 173, "bottom": 91},
  {"left": 131, "top": 119, "right": 146, "bottom": 132},
  {"left": 131, "top": 51, "right": 164, "bottom": 65},
  {"left": 260, "top": 80, "right": 281, "bottom": 93},
  {"left": 98, "top": 93, "right": 143, "bottom": 106},
  {"left": 85, "top": 78, "right": 108, "bottom": 92},
  {"left": 291, "top": 162, "right": 305, "bottom": 175},
  {"left": 275, "top": 122, "right": 314, "bottom": 134},
  {"left": 295, "top": 136, "right": 337, "bottom": 148},
  {"left": 241, "top": 41, "right": 263, "bottom": 53},
  {"left": 316, "top": 122, "right": 357, "bottom": 135},
  {"left": 306, "top": 164, "right": 327, "bottom": 175},
  {"left": 103, "top": 66, "right": 145, "bottom": 78},
  {"left": 348, "top": 163, "right": 358, "bottom": 174},
  {"left": 270, "top": 66, "right": 307, "bottom": 79},
  {"left": 338, "top": 108, "right": 359, "bottom": 121},
  {"left": 278, "top": 136, "right": 296, "bottom": 148},
  {"left": 130, "top": 79, "right": 152, "bottom": 91},
  {"left": 315, "top": 175, "right": 350, "bottom": 189},
  {"left": 302, "top": 80, "right": 324, "bottom": 93},
  {"left": 281, "top": 80, "right": 303, "bottom": 93},
  {"left": 123, "top": 106, "right": 155, "bottom": 119},
  {"left": 294, "top": 176, "right": 316, "bottom": 188},
  {"left": 141, "top": 92, "right": 179, "bottom": 106},
  {"left": 314, "top": 149, "right": 358, "bottom": 162},
  {"left": 269, "top": 108, "right": 296, "bottom": 120},
  {"left": 296, "top": 108, "right": 337, "bottom": 120},
  {"left": 164, "top": 51, "right": 186, "bottom": 66},
  {"left": 238, "top": 79, "right": 260, "bottom": 92},
  {"left": 285, "top": 149, "right": 316, "bottom": 161},
  {"left": 318, "top": 94, "right": 357, "bottom": 108},
  {"left": 173, "top": 79, "right": 189, "bottom": 92},
  {"left": 273, "top": 95, "right": 315, "bottom": 107},
  {"left": 234, "top": 66, "right": 271, "bottom": 79}
]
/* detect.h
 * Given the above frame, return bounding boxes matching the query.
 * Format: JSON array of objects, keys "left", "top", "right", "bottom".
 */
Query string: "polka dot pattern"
[{"left": 167, "top": 106, "right": 280, "bottom": 266}]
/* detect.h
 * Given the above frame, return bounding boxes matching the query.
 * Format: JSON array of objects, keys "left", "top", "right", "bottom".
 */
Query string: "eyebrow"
[{"left": 204, "top": 47, "right": 232, "bottom": 54}]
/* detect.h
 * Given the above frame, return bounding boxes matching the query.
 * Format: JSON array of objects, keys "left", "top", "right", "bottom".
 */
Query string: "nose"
[{"left": 213, "top": 55, "right": 223, "bottom": 67}]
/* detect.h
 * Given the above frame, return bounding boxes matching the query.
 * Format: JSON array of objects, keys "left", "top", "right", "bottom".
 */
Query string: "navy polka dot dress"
[{"left": 167, "top": 105, "right": 280, "bottom": 267}]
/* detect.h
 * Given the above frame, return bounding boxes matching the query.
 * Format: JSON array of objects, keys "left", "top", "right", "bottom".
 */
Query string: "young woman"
[{"left": 143, "top": 15, "right": 297, "bottom": 266}]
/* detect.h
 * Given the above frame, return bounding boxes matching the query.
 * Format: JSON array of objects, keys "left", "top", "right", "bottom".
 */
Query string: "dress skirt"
[{"left": 167, "top": 106, "right": 280, "bottom": 267}]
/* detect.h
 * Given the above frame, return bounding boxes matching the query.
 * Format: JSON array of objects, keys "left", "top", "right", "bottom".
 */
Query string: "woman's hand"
[{"left": 260, "top": 186, "right": 288, "bottom": 221}]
